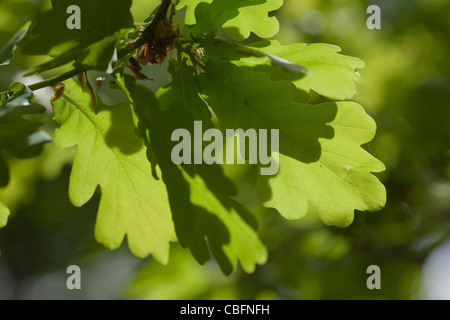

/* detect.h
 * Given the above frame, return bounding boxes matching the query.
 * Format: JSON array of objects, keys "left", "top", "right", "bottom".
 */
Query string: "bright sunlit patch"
[{"left": 420, "top": 238, "right": 450, "bottom": 299}]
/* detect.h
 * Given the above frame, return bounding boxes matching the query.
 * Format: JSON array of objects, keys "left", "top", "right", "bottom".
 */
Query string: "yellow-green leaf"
[
  {"left": 52, "top": 79, "right": 176, "bottom": 263},
  {"left": 0, "top": 200, "right": 9, "bottom": 228},
  {"left": 199, "top": 61, "right": 386, "bottom": 227}
]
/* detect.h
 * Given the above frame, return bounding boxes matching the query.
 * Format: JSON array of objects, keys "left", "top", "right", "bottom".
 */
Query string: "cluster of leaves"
[
  {"left": 0, "top": 83, "right": 51, "bottom": 234},
  {"left": 0, "top": 0, "right": 385, "bottom": 273}
]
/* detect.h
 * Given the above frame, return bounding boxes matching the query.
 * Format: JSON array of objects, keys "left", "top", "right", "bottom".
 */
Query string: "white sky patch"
[
  {"left": 420, "top": 238, "right": 450, "bottom": 299},
  {"left": 13, "top": 72, "right": 53, "bottom": 111}
]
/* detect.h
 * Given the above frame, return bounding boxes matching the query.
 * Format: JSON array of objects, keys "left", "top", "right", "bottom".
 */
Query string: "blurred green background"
[{"left": 0, "top": 0, "right": 449, "bottom": 299}]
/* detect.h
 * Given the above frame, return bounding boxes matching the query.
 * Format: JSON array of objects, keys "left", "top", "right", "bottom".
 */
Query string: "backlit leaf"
[
  {"left": 0, "top": 83, "right": 52, "bottom": 187},
  {"left": 241, "top": 41, "right": 365, "bottom": 101},
  {"left": 22, "top": 0, "right": 133, "bottom": 74},
  {"left": 222, "top": 0, "right": 283, "bottom": 41},
  {"left": 199, "top": 61, "right": 386, "bottom": 227},
  {"left": 115, "top": 68, "right": 268, "bottom": 274},
  {"left": 0, "top": 200, "right": 8, "bottom": 229},
  {"left": 189, "top": 0, "right": 282, "bottom": 40},
  {"left": 0, "top": 22, "right": 30, "bottom": 66},
  {"left": 203, "top": 40, "right": 364, "bottom": 102},
  {"left": 52, "top": 79, "right": 176, "bottom": 263}
]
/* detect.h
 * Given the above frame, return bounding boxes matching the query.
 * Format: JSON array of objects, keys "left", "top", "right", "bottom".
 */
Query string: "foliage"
[
  {"left": 0, "top": 0, "right": 448, "bottom": 300},
  {"left": 51, "top": 79, "right": 176, "bottom": 263},
  {"left": 0, "top": 81, "right": 51, "bottom": 232},
  {"left": 22, "top": 0, "right": 134, "bottom": 75},
  {"left": 0, "top": 0, "right": 387, "bottom": 274}
]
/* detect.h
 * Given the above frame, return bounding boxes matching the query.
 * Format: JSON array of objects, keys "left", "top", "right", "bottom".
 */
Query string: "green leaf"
[
  {"left": 0, "top": 154, "right": 9, "bottom": 187},
  {"left": 180, "top": 0, "right": 282, "bottom": 40},
  {"left": 116, "top": 68, "right": 268, "bottom": 274},
  {"left": 0, "top": 83, "right": 52, "bottom": 159},
  {"left": 201, "top": 39, "right": 308, "bottom": 74},
  {"left": 199, "top": 61, "right": 386, "bottom": 227},
  {"left": 179, "top": 167, "right": 267, "bottom": 274},
  {"left": 51, "top": 79, "right": 176, "bottom": 263},
  {"left": 0, "top": 200, "right": 10, "bottom": 256},
  {"left": 203, "top": 40, "right": 364, "bottom": 101},
  {"left": 240, "top": 40, "right": 365, "bottom": 101},
  {"left": 22, "top": 0, "right": 133, "bottom": 74},
  {"left": 0, "top": 22, "right": 30, "bottom": 66},
  {"left": 191, "top": 0, "right": 282, "bottom": 41},
  {"left": 0, "top": 200, "right": 9, "bottom": 229},
  {"left": 177, "top": 0, "right": 210, "bottom": 25},
  {"left": 0, "top": 83, "right": 51, "bottom": 201},
  {"left": 155, "top": 60, "right": 212, "bottom": 126},
  {"left": 222, "top": 0, "right": 283, "bottom": 41},
  {"left": 28, "top": 36, "right": 119, "bottom": 76}
]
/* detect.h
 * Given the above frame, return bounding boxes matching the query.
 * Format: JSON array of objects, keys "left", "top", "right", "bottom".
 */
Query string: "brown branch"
[{"left": 126, "top": 0, "right": 173, "bottom": 49}]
